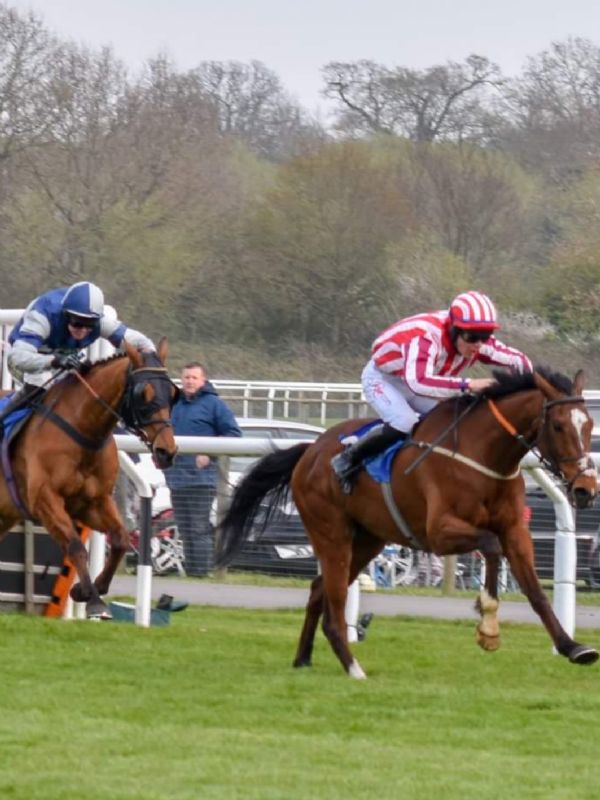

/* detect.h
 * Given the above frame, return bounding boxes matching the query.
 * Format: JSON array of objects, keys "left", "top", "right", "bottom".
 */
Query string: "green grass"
[{"left": 0, "top": 608, "right": 599, "bottom": 799}]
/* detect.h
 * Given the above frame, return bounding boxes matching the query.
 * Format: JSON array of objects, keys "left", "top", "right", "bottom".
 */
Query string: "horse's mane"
[
  {"left": 79, "top": 352, "right": 127, "bottom": 376},
  {"left": 448, "top": 365, "right": 573, "bottom": 410}
]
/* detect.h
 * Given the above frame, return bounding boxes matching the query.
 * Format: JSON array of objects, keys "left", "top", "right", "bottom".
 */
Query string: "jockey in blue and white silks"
[
  {"left": 0, "top": 281, "right": 155, "bottom": 431},
  {"left": 8, "top": 281, "right": 154, "bottom": 382}
]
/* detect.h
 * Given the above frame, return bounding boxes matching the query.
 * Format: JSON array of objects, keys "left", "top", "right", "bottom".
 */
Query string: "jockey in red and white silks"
[
  {"left": 365, "top": 303, "right": 532, "bottom": 432},
  {"left": 332, "top": 291, "right": 533, "bottom": 493}
]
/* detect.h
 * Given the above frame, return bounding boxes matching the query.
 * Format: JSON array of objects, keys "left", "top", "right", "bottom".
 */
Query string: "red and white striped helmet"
[{"left": 449, "top": 291, "right": 499, "bottom": 330}]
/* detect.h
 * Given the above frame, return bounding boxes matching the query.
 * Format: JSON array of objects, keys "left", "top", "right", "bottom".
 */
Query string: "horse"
[
  {"left": 216, "top": 367, "right": 599, "bottom": 678},
  {"left": 0, "top": 339, "right": 178, "bottom": 619}
]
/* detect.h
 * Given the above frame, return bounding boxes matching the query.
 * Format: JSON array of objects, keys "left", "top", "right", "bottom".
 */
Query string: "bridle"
[
  {"left": 119, "top": 366, "right": 179, "bottom": 450},
  {"left": 488, "top": 395, "right": 592, "bottom": 492},
  {"left": 34, "top": 360, "right": 179, "bottom": 453}
]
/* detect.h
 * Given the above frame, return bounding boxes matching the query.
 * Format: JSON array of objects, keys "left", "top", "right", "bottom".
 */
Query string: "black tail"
[{"left": 215, "top": 442, "right": 310, "bottom": 568}]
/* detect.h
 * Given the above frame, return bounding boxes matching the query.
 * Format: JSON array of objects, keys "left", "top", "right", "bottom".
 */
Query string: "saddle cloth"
[
  {"left": 0, "top": 394, "right": 32, "bottom": 440},
  {"left": 340, "top": 420, "right": 407, "bottom": 483}
]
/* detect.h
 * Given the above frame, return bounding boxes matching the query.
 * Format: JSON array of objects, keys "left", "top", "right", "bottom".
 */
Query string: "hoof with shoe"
[
  {"left": 86, "top": 600, "right": 112, "bottom": 620},
  {"left": 569, "top": 644, "right": 599, "bottom": 665}
]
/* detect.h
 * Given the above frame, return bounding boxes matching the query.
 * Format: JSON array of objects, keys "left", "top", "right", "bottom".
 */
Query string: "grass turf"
[{"left": 0, "top": 608, "right": 599, "bottom": 799}]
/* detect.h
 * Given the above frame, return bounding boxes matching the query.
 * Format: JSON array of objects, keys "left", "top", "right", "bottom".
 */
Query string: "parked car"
[
  {"left": 127, "top": 417, "right": 323, "bottom": 577},
  {"left": 525, "top": 396, "right": 600, "bottom": 588}
]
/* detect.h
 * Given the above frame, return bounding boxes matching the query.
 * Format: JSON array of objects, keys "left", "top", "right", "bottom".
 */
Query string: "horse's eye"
[{"left": 553, "top": 422, "right": 564, "bottom": 433}]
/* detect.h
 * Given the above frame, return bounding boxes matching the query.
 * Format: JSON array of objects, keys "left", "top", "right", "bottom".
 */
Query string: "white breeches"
[{"left": 361, "top": 359, "right": 438, "bottom": 433}]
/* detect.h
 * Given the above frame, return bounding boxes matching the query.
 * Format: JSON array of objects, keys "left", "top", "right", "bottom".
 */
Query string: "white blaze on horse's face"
[{"left": 571, "top": 408, "right": 598, "bottom": 479}]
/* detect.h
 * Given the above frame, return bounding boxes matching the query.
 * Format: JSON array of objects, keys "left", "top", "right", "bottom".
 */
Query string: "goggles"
[
  {"left": 65, "top": 313, "right": 95, "bottom": 329},
  {"left": 458, "top": 329, "right": 493, "bottom": 344}
]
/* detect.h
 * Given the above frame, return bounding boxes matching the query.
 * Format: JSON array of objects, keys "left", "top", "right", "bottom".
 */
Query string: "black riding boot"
[
  {"left": 0, "top": 384, "right": 42, "bottom": 438},
  {"left": 331, "top": 423, "right": 405, "bottom": 494}
]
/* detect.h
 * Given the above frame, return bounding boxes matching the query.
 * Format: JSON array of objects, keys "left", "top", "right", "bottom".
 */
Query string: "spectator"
[{"left": 165, "top": 361, "right": 241, "bottom": 577}]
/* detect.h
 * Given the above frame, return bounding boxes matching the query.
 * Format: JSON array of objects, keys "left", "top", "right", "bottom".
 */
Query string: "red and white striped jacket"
[{"left": 371, "top": 310, "right": 532, "bottom": 399}]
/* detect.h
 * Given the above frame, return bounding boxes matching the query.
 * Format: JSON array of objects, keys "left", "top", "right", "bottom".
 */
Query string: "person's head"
[
  {"left": 181, "top": 362, "right": 207, "bottom": 398},
  {"left": 61, "top": 281, "right": 104, "bottom": 341},
  {"left": 448, "top": 291, "right": 498, "bottom": 356}
]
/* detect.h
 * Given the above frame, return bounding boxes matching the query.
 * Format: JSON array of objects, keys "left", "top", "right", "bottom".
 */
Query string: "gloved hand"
[{"left": 52, "top": 352, "right": 82, "bottom": 371}]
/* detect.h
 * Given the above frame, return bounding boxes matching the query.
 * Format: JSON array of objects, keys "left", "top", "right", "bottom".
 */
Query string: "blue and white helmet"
[{"left": 61, "top": 281, "right": 105, "bottom": 320}]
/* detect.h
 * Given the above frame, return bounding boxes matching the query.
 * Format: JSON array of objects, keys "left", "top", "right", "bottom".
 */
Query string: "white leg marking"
[
  {"left": 478, "top": 588, "right": 499, "bottom": 638},
  {"left": 348, "top": 659, "right": 367, "bottom": 679}
]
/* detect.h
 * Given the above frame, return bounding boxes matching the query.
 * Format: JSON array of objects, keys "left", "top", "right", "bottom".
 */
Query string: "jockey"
[
  {"left": 0, "top": 281, "right": 155, "bottom": 431},
  {"left": 331, "top": 290, "right": 533, "bottom": 493}
]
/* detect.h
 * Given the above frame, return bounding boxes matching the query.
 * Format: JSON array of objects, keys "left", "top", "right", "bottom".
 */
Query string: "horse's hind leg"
[
  {"left": 293, "top": 574, "right": 324, "bottom": 668},
  {"left": 294, "top": 528, "right": 383, "bottom": 672}
]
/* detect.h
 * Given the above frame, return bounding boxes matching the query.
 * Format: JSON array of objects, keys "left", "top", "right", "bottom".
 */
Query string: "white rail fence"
[{"left": 0, "top": 306, "right": 595, "bottom": 644}]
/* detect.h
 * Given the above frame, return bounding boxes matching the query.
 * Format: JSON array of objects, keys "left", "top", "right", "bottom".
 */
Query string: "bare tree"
[
  {"left": 190, "top": 60, "right": 324, "bottom": 159},
  {"left": 497, "top": 38, "right": 600, "bottom": 180},
  {"left": 322, "top": 55, "right": 503, "bottom": 142}
]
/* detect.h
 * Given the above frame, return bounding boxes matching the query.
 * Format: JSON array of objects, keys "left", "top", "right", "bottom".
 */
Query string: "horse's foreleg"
[
  {"left": 504, "top": 526, "right": 599, "bottom": 665},
  {"left": 32, "top": 488, "right": 108, "bottom": 619},
  {"left": 475, "top": 532, "right": 503, "bottom": 652},
  {"left": 79, "top": 497, "right": 129, "bottom": 596}
]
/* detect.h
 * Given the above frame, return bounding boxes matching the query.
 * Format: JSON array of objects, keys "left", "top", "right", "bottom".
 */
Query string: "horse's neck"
[
  {"left": 68, "top": 358, "right": 129, "bottom": 436},
  {"left": 479, "top": 389, "right": 543, "bottom": 467}
]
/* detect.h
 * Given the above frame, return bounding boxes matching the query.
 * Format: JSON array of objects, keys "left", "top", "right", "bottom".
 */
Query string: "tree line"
[{"left": 1, "top": 4, "right": 600, "bottom": 380}]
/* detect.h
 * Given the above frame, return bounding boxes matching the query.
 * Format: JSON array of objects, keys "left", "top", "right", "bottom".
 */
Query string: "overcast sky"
[{"left": 9, "top": 0, "right": 600, "bottom": 117}]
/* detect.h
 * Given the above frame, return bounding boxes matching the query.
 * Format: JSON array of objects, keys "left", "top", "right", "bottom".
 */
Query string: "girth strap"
[
  {"left": 34, "top": 406, "right": 109, "bottom": 451},
  {"left": 380, "top": 482, "right": 421, "bottom": 549}
]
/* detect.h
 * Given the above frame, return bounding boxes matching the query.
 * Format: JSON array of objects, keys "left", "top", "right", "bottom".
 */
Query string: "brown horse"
[
  {"left": 217, "top": 367, "right": 599, "bottom": 677},
  {"left": 0, "top": 339, "right": 178, "bottom": 619}
]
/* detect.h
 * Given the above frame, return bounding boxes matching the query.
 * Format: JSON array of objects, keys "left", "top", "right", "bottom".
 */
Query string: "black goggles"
[
  {"left": 458, "top": 329, "right": 493, "bottom": 344},
  {"left": 66, "top": 313, "right": 95, "bottom": 329}
]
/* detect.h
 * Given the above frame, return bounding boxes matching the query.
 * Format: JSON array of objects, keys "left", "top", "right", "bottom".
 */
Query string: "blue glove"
[{"left": 52, "top": 353, "right": 82, "bottom": 371}]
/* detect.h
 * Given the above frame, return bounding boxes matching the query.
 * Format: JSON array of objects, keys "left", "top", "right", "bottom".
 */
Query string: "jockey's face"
[
  {"left": 455, "top": 328, "right": 493, "bottom": 358},
  {"left": 67, "top": 321, "right": 93, "bottom": 341}
]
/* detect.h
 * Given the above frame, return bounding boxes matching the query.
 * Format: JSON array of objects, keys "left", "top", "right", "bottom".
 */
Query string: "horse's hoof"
[
  {"left": 86, "top": 601, "right": 112, "bottom": 621},
  {"left": 293, "top": 658, "right": 312, "bottom": 669},
  {"left": 476, "top": 629, "right": 501, "bottom": 652},
  {"left": 569, "top": 644, "right": 599, "bottom": 665},
  {"left": 70, "top": 583, "right": 89, "bottom": 603}
]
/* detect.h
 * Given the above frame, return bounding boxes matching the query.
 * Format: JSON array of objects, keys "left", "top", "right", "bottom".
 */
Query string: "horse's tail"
[{"left": 215, "top": 442, "right": 310, "bottom": 568}]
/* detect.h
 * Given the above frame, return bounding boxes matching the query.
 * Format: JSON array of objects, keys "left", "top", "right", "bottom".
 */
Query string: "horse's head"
[
  {"left": 124, "top": 338, "right": 179, "bottom": 470},
  {"left": 535, "top": 369, "right": 598, "bottom": 509}
]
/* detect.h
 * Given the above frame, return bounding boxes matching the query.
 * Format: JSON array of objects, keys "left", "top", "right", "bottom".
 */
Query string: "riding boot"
[
  {"left": 331, "top": 423, "right": 406, "bottom": 495},
  {"left": 0, "top": 384, "right": 43, "bottom": 438}
]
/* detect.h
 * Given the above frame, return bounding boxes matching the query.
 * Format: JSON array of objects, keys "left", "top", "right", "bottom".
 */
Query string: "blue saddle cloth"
[
  {"left": 340, "top": 420, "right": 407, "bottom": 484},
  {"left": 0, "top": 394, "right": 32, "bottom": 440}
]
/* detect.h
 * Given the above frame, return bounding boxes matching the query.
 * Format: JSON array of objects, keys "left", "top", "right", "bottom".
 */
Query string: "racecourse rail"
[{"left": 0, "top": 307, "right": 598, "bottom": 641}]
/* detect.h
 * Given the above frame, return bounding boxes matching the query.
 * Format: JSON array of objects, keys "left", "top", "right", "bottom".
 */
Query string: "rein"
[{"left": 403, "top": 391, "right": 589, "bottom": 485}]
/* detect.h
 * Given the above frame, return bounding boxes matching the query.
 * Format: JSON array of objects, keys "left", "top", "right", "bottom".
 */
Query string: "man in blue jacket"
[{"left": 165, "top": 362, "right": 241, "bottom": 576}]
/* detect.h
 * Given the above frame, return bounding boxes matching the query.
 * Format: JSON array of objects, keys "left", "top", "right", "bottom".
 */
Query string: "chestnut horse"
[
  {"left": 0, "top": 339, "right": 178, "bottom": 619},
  {"left": 217, "top": 368, "right": 599, "bottom": 677}
]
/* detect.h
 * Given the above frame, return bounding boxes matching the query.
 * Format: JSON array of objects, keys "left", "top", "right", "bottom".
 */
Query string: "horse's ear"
[
  {"left": 157, "top": 337, "right": 168, "bottom": 365},
  {"left": 573, "top": 369, "right": 585, "bottom": 396},
  {"left": 124, "top": 341, "right": 143, "bottom": 368},
  {"left": 534, "top": 370, "right": 561, "bottom": 401}
]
